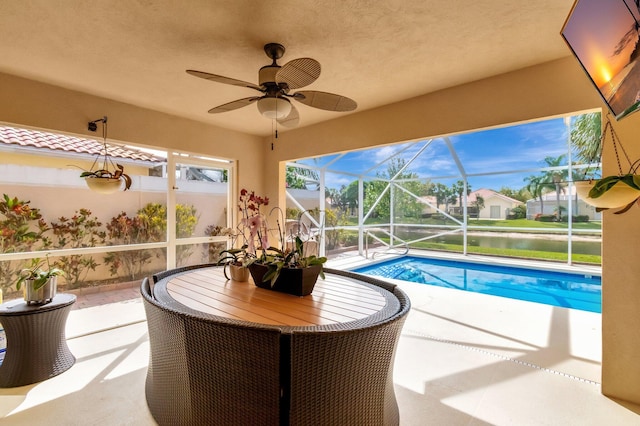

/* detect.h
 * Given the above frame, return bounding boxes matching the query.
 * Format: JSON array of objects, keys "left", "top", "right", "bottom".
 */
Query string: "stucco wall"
[
  {"left": 479, "top": 198, "right": 513, "bottom": 220},
  {"left": 2, "top": 56, "right": 640, "bottom": 404}
]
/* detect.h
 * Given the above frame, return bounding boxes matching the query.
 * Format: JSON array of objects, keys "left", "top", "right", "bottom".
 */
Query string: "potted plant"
[
  {"left": 248, "top": 235, "right": 327, "bottom": 296},
  {"left": 17, "top": 256, "right": 64, "bottom": 305},
  {"left": 576, "top": 173, "right": 640, "bottom": 214},
  {"left": 81, "top": 164, "right": 132, "bottom": 194},
  {"left": 218, "top": 245, "right": 252, "bottom": 282},
  {"left": 214, "top": 223, "right": 253, "bottom": 282},
  {"left": 216, "top": 189, "right": 266, "bottom": 283},
  {"left": 77, "top": 116, "right": 132, "bottom": 194},
  {"left": 229, "top": 188, "right": 327, "bottom": 295},
  {"left": 574, "top": 116, "right": 640, "bottom": 214}
]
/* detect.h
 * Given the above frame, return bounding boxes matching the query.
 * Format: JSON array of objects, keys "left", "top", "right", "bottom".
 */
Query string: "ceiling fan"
[{"left": 186, "top": 43, "right": 357, "bottom": 128}]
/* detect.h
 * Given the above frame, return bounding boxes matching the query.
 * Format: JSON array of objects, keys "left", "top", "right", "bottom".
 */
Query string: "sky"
[{"left": 295, "top": 115, "right": 584, "bottom": 193}]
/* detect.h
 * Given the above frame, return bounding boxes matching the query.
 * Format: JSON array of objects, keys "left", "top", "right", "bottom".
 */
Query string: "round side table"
[{"left": 0, "top": 293, "right": 76, "bottom": 387}]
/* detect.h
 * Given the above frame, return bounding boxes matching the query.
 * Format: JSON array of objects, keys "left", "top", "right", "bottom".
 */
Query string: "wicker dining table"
[{"left": 146, "top": 266, "right": 410, "bottom": 426}]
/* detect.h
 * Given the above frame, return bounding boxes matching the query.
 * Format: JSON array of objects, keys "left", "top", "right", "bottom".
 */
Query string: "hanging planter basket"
[
  {"left": 574, "top": 180, "right": 640, "bottom": 209},
  {"left": 78, "top": 116, "right": 132, "bottom": 194},
  {"left": 84, "top": 176, "right": 123, "bottom": 194},
  {"left": 575, "top": 117, "right": 640, "bottom": 214}
]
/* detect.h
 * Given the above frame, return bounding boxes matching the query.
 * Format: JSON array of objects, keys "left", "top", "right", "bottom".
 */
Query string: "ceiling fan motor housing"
[{"left": 259, "top": 65, "right": 281, "bottom": 88}]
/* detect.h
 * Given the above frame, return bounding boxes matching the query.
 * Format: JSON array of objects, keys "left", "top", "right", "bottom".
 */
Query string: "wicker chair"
[
  {"left": 144, "top": 267, "right": 410, "bottom": 425},
  {"left": 151, "top": 262, "right": 218, "bottom": 284},
  {"left": 286, "top": 269, "right": 411, "bottom": 426},
  {"left": 141, "top": 277, "right": 283, "bottom": 425}
]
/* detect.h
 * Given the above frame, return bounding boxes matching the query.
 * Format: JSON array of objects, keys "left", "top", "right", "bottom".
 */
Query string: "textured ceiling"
[{"left": 0, "top": 0, "right": 576, "bottom": 136}]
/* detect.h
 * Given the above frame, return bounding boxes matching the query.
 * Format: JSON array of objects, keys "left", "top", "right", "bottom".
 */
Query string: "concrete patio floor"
[{"left": 0, "top": 253, "right": 639, "bottom": 425}]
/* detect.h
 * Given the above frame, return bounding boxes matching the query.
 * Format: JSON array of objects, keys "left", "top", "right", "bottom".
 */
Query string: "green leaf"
[
  {"left": 262, "top": 263, "right": 283, "bottom": 287},
  {"left": 619, "top": 174, "right": 640, "bottom": 189},
  {"left": 589, "top": 176, "right": 623, "bottom": 198},
  {"left": 306, "top": 256, "right": 327, "bottom": 266}
]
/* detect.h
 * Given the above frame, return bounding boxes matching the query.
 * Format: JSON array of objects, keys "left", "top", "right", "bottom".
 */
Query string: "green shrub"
[
  {"left": 509, "top": 205, "right": 527, "bottom": 219},
  {"left": 536, "top": 215, "right": 557, "bottom": 222},
  {"left": 50, "top": 209, "right": 105, "bottom": 289},
  {"left": 559, "top": 215, "right": 590, "bottom": 223},
  {"left": 0, "top": 194, "right": 51, "bottom": 292}
]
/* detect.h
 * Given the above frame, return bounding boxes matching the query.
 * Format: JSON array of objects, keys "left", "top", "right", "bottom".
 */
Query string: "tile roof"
[{"left": 0, "top": 125, "right": 163, "bottom": 162}]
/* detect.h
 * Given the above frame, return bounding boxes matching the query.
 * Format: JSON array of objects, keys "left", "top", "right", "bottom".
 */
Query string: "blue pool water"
[{"left": 353, "top": 256, "right": 601, "bottom": 313}]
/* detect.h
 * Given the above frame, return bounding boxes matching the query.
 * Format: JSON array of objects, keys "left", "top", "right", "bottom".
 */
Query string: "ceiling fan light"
[{"left": 257, "top": 97, "right": 291, "bottom": 119}]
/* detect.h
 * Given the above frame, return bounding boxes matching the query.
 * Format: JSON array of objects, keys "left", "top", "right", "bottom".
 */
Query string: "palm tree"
[
  {"left": 430, "top": 183, "right": 451, "bottom": 212},
  {"left": 570, "top": 113, "right": 601, "bottom": 169},
  {"left": 451, "top": 180, "right": 472, "bottom": 214},
  {"left": 471, "top": 194, "right": 484, "bottom": 219},
  {"left": 541, "top": 155, "right": 568, "bottom": 219},
  {"left": 524, "top": 175, "right": 547, "bottom": 216}
]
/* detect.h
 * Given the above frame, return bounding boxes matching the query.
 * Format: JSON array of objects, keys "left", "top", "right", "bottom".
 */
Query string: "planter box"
[{"left": 248, "top": 263, "right": 322, "bottom": 296}]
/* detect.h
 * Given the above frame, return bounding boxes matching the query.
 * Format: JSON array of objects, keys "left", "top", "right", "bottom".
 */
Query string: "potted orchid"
[
  {"left": 217, "top": 227, "right": 252, "bottom": 282},
  {"left": 17, "top": 256, "right": 64, "bottom": 305},
  {"left": 222, "top": 188, "right": 326, "bottom": 295},
  {"left": 217, "top": 189, "right": 269, "bottom": 282}
]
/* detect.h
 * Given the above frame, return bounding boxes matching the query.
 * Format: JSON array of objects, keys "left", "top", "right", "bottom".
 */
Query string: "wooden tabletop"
[{"left": 157, "top": 267, "right": 390, "bottom": 326}]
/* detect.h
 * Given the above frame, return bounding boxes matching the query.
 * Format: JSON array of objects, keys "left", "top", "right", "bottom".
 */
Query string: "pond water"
[{"left": 393, "top": 230, "right": 601, "bottom": 256}]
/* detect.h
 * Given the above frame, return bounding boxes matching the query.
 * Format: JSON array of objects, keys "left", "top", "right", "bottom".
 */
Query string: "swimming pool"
[{"left": 353, "top": 256, "right": 601, "bottom": 313}]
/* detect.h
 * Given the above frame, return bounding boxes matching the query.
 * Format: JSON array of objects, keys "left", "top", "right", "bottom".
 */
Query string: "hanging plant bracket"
[{"left": 78, "top": 116, "right": 132, "bottom": 194}]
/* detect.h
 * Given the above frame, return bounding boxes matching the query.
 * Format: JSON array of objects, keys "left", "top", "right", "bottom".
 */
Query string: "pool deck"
[
  {"left": 3, "top": 251, "right": 639, "bottom": 425},
  {"left": 327, "top": 250, "right": 639, "bottom": 424},
  {"left": 328, "top": 249, "right": 604, "bottom": 384}
]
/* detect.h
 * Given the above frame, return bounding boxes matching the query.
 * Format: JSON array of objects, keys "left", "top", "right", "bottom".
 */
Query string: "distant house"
[
  {"left": 460, "top": 188, "right": 523, "bottom": 220},
  {"left": 420, "top": 189, "right": 522, "bottom": 220},
  {"left": 526, "top": 186, "right": 601, "bottom": 221}
]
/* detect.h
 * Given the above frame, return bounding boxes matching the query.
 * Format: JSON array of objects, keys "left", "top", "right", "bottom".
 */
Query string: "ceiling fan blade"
[
  {"left": 276, "top": 58, "right": 321, "bottom": 90},
  {"left": 208, "top": 97, "right": 261, "bottom": 114},
  {"left": 293, "top": 91, "right": 357, "bottom": 112},
  {"left": 186, "top": 70, "right": 262, "bottom": 92},
  {"left": 277, "top": 104, "right": 300, "bottom": 128}
]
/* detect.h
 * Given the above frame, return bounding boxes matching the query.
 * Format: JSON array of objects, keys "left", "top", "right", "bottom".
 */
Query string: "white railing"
[{"left": 364, "top": 228, "right": 409, "bottom": 259}]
